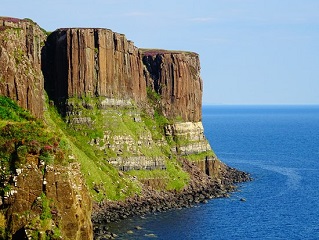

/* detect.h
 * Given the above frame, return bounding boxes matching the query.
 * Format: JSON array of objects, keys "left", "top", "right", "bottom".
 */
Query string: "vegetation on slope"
[
  {"left": 44, "top": 99, "right": 141, "bottom": 202},
  {"left": 0, "top": 94, "right": 192, "bottom": 207},
  {"left": 49, "top": 96, "right": 190, "bottom": 199},
  {"left": 0, "top": 96, "right": 69, "bottom": 239},
  {"left": 0, "top": 96, "right": 69, "bottom": 177},
  {"left": 0, "top": 91, "right": 213, "bottom": 204}
]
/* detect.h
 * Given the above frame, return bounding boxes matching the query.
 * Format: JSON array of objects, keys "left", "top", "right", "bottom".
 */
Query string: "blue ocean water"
[{"left": 107, "top": 105, "right": 319, "bottom": 240}]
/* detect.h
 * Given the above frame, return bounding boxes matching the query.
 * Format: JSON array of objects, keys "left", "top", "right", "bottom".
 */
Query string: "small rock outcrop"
[
  {"left": 0, "top": 17, "right": 45, "bottom": 118},
  {"left": 5, "top": 162, "right": 92, "bottom": 240},
  {"left": 45, "top": 163, "right": 93, "bottom": 240},
  {"left": 165, "top": 122, "right": 211, "bottom": 155}
]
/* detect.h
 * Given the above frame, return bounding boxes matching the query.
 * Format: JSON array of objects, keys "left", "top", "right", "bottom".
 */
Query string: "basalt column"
[
  {"left": 0, "top": 17, "right": 45, "bottom": 118},
  {"left": 142, "top": 50, "right": 218, "bottom": 177},
  {"left": 142, "top": 50, "right": 203, "bottom": 122},
  {"left": 43, "top": 28, "right": 147, "bottom": 106}
]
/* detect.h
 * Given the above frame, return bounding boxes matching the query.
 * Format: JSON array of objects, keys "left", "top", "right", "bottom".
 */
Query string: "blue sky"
[{"left": 2, "top": 0, "right": 319, "bottom": 105}]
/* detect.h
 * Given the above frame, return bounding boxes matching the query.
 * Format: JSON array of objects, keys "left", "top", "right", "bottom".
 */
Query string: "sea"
[{"left": 106, "top": 105, "right": 319, "bottom": 240}]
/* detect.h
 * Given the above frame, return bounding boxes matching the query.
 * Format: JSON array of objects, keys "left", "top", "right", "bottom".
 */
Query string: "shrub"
[
  {"left": 40, "top": 193, "right": 52, "bottom": 221},
  {"left": 0, "top": 212, "right": 6, "bottom": 228},
  {"left": 15, "top": 145, "right": 28, "bottom": 168},
  {"left": 39, "top": 152, "right": 54, "bottom": 165}
]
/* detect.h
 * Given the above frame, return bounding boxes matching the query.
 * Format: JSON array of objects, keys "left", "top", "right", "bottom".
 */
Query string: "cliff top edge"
[
  {"left": 0, "top": 16, "right": 199, "bottom": 57},
  {"left": 140, "top": 48, "right": 199, "bottom": 57},
  {"left": 0, "top": 16, "right": 39, "bottom": 25},
  {"left": 52, "top": 28, "right": 199, "bottom": 56}
]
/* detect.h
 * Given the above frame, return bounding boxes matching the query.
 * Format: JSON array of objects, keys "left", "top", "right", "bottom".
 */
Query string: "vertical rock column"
[
  {"left": 142, "top": 50, "right": 221, "bottom": 178},
  {"left": 0, "top": 17, "right": 45, "bottom": 118},
  {"left": 43, "top": 28, "right": 147, "bottom": 105},
  {"left": 142, "top": 51, "right": 203, "bottom": 122}
]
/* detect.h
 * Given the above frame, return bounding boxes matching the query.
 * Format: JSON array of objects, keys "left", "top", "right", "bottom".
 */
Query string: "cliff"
[
  {"left": 0, "top": 18, "right": 93, "bottom": 240},
  {"left": 6, "top": 163, "right": 92, "bottom": 239},
  {"left": 43, "top": 29, "right": 202, "bottom": 123},
  {"left": 43, "top": 28, "right": 146, "bottom": 105},
  {"left": 0, "top": 17, "right": 45, "bottom": 118},
  {"left": 142, "top": 49, "right": 202, "bottom": 122},
  {"left": 42, "top": 28, "right": 213, "bottom": 173},
  {"left": 0, "top": 17, "right": 250, "bottom": 239}
]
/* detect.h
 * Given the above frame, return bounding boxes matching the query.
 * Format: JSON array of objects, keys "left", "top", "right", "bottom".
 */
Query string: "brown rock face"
[
  {"left": 43, "top": 29, "right": 203, "bottom": 123},
  {"left": 165, "top": 122, "right": 211, "bottom": 155},
  {"left": 42, "top": 27, "right": 207, "bottom": 172},
  {"left": 43, "top": 28, "right": 147, "bottom": 104},
  {"left": 6, "top": 162, "right": 93, "bottom": 240},
  {"left": 0, "top": 17, "right": 45, "bottom": 118},
  {"left": 142, "top": 50, "right": 203, "bottom": 122},
  {"left": 45, "top": 164, "right": 93, "bottom": 240}
]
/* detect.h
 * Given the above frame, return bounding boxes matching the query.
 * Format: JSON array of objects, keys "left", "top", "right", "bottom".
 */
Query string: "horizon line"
[{"left": 202, "top": 103, "right": 319, "bottom": 106}]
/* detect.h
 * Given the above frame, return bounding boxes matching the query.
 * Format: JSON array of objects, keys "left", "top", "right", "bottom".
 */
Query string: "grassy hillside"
[
  {"left": 0, "top": 95, "right": 191, "bottom": 204},
  {"left": 44, "top": 102, "right": 142, "bottom": 201},
  {"left": 0, "top": 96, "right": 68, "bottom": 178},
  {"left": 44, "top": 96, "right": 190, "bottom": 201}
]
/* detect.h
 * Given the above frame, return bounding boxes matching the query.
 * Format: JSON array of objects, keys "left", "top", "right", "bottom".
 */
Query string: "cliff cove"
[{"left": 0, "top": 17, "right": 250, "bottom": 239}]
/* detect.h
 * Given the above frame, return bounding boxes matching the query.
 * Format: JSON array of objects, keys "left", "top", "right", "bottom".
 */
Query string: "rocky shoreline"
[{"left": 92, "top": 159, "right": 251, "bottom": 239}]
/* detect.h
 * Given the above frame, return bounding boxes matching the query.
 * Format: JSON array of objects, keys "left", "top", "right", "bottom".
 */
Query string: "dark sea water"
[{"left": 107, "top": 105, "right": 319, "bottom": 240}]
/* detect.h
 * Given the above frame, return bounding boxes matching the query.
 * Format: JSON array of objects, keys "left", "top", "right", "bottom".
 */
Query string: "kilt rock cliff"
[{"left": 0, "top": 17, "right": 250, "bottom": 239}]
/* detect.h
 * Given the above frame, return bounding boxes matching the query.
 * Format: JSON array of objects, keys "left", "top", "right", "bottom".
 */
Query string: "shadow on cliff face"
[
  {"left": 41, "top": 32, "right": 68, "bottom": 116},
  {"left": 12, "top": 227, "right": 27, "bottom": 240},
  {"left": 142, "top": 54, "right": 162, "bottom": 93}
]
